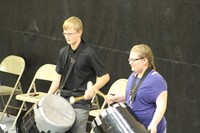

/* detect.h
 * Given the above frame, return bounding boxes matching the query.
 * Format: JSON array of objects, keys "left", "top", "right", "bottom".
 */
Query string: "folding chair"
[
  {"left": 89, "top": 78, "right": 128, "bottom": 133},
  {"left": 11, "top": 64, "right": 57, "bottom": 129},
  {"left": 0, "top": 55, "right": 25, "bottom": 121}
]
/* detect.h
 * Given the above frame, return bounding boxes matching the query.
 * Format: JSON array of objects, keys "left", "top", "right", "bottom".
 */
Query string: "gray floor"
[{"left": 0, "top": 113, "right": 16, "bottom": 133}]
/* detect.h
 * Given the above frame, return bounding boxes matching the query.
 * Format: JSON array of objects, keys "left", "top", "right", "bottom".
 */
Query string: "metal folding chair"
[
  {"left": 0, "top": 55, "right": 25, "bottom": 122},
  {"left": 12, "top": 64, "right": 57, "bottom": 129}
]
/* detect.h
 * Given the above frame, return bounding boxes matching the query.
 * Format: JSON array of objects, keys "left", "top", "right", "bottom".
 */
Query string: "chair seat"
[
  {"left": 0, "top": 86, "right": 21, "bottom": 95},
  {"left": 16, "top": 92, "right": 47, "bottom": 103},
  {"left": 89, "top": 109, "right": 105, "bottom": 117}
]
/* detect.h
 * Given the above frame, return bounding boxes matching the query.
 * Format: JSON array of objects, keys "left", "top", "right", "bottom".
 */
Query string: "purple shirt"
[{"left": 126, "top": 70, "right": 167, "bottom": 132}]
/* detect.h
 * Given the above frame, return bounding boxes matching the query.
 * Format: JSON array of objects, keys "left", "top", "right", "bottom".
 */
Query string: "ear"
[
  {"left": 77, "top": 30, "right": 83, "bottom": 36},
  {"left": 143, "top": 57, "right": 149, "bottom": 65}
]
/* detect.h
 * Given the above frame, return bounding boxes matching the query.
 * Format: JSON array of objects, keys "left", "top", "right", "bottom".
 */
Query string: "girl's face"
[{"left": 128, "top": 51, "right": 145, "bottom": 74}]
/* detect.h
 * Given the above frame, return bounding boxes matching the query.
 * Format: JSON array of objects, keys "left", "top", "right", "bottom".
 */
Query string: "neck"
[
  {"left": 137, "top": 67, "right": 149, "bottom": 78},
  {"left": 70, "top": 39, "right": 81, "bottom": 50}
]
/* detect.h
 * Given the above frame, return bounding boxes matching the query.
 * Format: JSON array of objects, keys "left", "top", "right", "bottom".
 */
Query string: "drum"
[
  {"left": 16, "top": 94, "right": 75, "bottom": 133},
  {"left": 0, "top": 126, "right": 4, "bottom": 133},
  {"left": 91, "top": 102, "right": 148, "bottom": 133}
]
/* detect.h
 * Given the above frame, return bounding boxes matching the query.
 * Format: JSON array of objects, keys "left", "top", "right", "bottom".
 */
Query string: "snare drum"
[
  {"left": 91, "top": 102, "right": 147, "bottom": 133},
  {"left": 16, "top": 94, "right": 75, "bottom": 133}
]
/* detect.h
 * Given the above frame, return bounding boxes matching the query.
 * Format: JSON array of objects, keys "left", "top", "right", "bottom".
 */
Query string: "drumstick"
[
  {"left": 88, "top": 81, "right": 106, "bottom": 98},
  {"left": 90, "top": 80, "right": 111, "bottom": 106},
  {"left": 96, "top": 90, "right": 106, "bottom": 98},
  {"left": 69, "top": 90, "right": 106, "bottom": 104},
  {"left": 70, "top": 81, "right": 107, "bottom": 104},
  {"left": 70, "top": 81, "right": 93, "bottom": 104},
  {"left": 96, "top": 90, "right": 111, "bottom": 106},
  {"left": 87, "top": 81, "right": 93, "bottom": 89},
  {"left": 69, "top": 96, "right": 84, "bottom": 104}
]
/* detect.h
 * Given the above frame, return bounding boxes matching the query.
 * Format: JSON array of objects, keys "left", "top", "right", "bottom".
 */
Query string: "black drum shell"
[
  {"left": 16, "top": 106, "right": 41, "bottom": 133},
  {"left": 91, "top": 102, "right": 148, "bottom": 133}
]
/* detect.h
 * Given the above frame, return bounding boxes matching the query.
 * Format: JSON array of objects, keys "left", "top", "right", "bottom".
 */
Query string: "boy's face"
[{"left": 63, "top": 27, "right": 82, "bottom": 45}]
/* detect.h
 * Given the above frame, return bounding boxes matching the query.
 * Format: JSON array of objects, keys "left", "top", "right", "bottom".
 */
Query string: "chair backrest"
[
  {"left": 27, "top": 64, "right": 57, "bottom": 93},
  {"left": 0, "top": 55, "right": 25, "bottom": 76},
  {"left": 101, "top": 78, "right": 128, "bottom": 109},
  {"left": 108, "top": 78, "right": 128, "bottom": 95},
  {"left": 0, "top": 55, "right": 25, "bottom": 89},
  {"left": 33, "top": 64, "right": 57, "bottom": 81}
]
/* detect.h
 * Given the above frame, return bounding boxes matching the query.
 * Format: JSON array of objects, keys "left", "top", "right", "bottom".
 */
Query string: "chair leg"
[
  {"left": 0, "top": 94, "right": 14, "bottom": 121},
  {"left": 0, "top": 96, "right": 5, "bottom": 121},
  {"left": 11, "top": 101, "right": 25, "bottom": 130},
  {"left": 0, "top": 96, "right": 5, "bottom": 112}
]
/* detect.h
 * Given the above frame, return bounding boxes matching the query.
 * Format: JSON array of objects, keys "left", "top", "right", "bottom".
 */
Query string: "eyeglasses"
[
  {"left": 128, "top": 57, "right": 144, "bottom": 62},
  {"left": 62, "top": 32, "right": 77, "bottom": 36}
]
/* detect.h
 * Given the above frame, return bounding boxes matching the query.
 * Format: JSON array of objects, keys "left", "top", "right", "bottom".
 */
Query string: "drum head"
[{"left": 34, "top": 94, "right": 75, "bottom": 133}]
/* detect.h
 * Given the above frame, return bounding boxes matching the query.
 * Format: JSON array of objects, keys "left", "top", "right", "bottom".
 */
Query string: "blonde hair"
[
  {"left": 63, "top": 16, "right": 83, "bottom": 31},
  {"left": 131, "top": 44, "right": 156, "bottom": 70}
]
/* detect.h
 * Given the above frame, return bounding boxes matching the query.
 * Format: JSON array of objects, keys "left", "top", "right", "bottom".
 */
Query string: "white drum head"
[{"left": 34, "top": 94, "right": 75, "bottom": 133}]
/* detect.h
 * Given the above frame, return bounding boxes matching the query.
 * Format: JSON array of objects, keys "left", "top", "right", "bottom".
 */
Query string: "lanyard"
[{"left": 129, "top": 67, "right": 152, "bottom": 105}]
